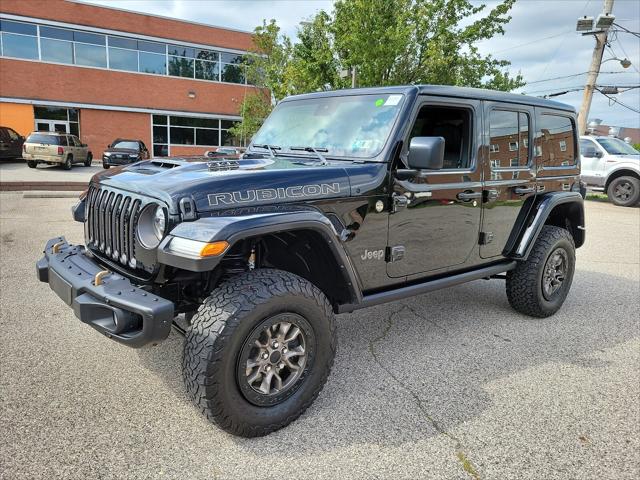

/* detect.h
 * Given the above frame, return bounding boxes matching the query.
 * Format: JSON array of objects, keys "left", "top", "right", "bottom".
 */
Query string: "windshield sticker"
[
  {"left": 384, "top": 94, "right": 402, "bottom": 106},
  {"left": 352, "top": 139, "right": 375, "bottom": 150},
  {"left": 375, "top": 98, "right": 385, "bottom": 107}
]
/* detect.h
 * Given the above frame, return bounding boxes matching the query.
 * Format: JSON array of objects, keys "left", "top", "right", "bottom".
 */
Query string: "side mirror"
[
  {"left": 82, "top": 143, "right": 87, "bottom": 147},
  {"left": 407, "top": 136, "right": 445, "bottom": 170},
  {"left": 107, "top": 144, "right": 111, "bottom": 148}
]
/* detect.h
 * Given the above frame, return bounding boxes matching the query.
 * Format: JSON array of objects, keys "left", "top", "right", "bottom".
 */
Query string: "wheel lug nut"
[
  {"left": 282, "top": 347, "right": 287, "bottom": 354},
  {"left": 266, "top": 365, "right": 272, "bottom": 371},
  {"left": 272, "top": 341, "right": 279, "bottom": 348},
  {"left": 262, "top": 352, "right": 268, "bottom": 359},
  {"left": 278, "top": 363, "right": 285, "bottom": 369}
]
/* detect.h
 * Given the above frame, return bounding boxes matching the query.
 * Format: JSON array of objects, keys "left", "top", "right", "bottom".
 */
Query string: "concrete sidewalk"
[{"left": 0, "top": 159, "right": 102, "bottom": 190}]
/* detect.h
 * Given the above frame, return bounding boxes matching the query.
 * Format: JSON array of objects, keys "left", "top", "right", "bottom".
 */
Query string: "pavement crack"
[
  {"left": 404, "top": 303, "right": 448, "bottom": 334},
  {"left": 365, "top": 305, "right": 481, "bottom": 480}
]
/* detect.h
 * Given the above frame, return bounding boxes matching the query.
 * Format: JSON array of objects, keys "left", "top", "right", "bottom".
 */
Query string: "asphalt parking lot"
[{"left": 0, "top": 193, "right": 638, "bottom": 479}]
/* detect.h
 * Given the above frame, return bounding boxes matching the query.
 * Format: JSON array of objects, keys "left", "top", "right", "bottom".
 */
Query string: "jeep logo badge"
[{"left": 361, "top": 248, "right": 384, "bottom": 261}]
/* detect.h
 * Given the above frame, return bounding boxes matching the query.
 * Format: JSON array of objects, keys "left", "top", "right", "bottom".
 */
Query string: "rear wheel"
[
  {"left": 63, "top": 155, "right": 72, "bottom": 170},
  {"left": 102, "top": 162, "right": 110, "bottom": 169},
  {"left": 26, "top": 161, "right": 37, "bottom": 169},
  {"left": 506, "top": 226, "right": 575, "bottom": 317},
  {"left": 607, "top": 176, "right": 640, "bottom": 207},
  {"left": 182, "top": 269, "right": 336, "bottom": 437},
  {"left": 84, "top": 152, "right": 92, "bottom": 167}
]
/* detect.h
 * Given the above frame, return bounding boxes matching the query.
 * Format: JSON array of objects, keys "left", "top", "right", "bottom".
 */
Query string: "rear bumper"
[
  {"left": 23, "top": 154, "right": 64, "bottom": 163},
  {"left": 36, "top": 237, "right": 174, "bottom": 347}
]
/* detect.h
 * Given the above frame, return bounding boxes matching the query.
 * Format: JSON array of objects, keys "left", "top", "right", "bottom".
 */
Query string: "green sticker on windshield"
[{"left": 375, "top": 98, "right": 384, "bottom": 107}]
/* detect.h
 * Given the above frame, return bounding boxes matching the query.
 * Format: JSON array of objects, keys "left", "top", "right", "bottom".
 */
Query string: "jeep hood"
[{"left": 90, "top": 156, "right": 385, "bottom": 214}]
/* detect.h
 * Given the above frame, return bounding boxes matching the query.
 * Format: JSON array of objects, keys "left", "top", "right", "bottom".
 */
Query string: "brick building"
[{"left": 0, "top": 0, "right": 256, "bottom": 158}]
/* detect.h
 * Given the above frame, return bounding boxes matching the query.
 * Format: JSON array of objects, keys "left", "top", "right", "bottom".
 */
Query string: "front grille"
[{"left": 85, "top": 186, "right": 142, "bottom": 269}]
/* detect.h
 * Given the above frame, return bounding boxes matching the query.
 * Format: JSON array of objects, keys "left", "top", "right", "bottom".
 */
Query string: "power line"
[
  {"left": 598, "top": 89, "right": 640, "bottom": 113},
  {"left": 490, "top": 31, "right": 574, "bottom": 54},
  {"left": 526, "top": 70, "right": 633, "bottom": 85},
  {"left": 613, "top": 22, "right": 640, "bottom": 38}
]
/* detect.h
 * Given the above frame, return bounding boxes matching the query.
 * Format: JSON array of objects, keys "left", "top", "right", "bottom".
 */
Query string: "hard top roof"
[{"left": 284, "top": 84, "right": 575, "bottom": 112}]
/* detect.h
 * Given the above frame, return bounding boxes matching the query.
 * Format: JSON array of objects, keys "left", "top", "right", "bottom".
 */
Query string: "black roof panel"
[{"left": 284, "top": 84, "right": 575, "bottom": 112}]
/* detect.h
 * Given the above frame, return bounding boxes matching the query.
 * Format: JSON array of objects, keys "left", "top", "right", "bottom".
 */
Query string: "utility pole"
[
  {"left": 351, "top": 66, "right": 357, "bottom": 88},
  {"left": 577, "top": 0, "right": 615, "bottom": 134}
]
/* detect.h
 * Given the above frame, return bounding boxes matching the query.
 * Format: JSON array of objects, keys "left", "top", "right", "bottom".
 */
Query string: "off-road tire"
[
  {"left": 63, "top": 155, "right": 72, "bottom": 170},
  {"left": 26, "top": 161, "right": 37, "bottom": 168},
  {"left": 506, "top": 226, "right": 575, "bottom": 318},
  {"left": 84, "top": 153, "right": 92, "bottom": 167},
  {"left": 182, "top": 268, "right": 337, "bottom": 437},
  {"left": 607, "top": 175, "right": 640, "bottom": 207}
]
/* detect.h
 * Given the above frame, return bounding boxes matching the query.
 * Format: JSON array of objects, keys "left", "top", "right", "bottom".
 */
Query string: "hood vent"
[{"left": 150, "top": 160, "right": 180, "bottom": 169}]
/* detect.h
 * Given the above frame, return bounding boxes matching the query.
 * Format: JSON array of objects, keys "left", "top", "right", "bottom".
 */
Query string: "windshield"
[
  {"left": 251, "top": 93, "right": 405, "bottom": 159},
  {"left": 596, "top": 138, "right": 639, "bottom": 155},
  {"left": 112, "top": 140, "right": 139, "bottom": 150},
  {"left": 26, "top": 134, "right": 61, "bottom": 145}
]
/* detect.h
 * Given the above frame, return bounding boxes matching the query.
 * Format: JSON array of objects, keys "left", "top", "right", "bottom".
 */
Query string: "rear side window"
[
  {"left": 489, "top": 110, "right": 530, "bottom": 168},
  {"left": 537, "top": 114, "right": 576, "bottom": 167},
  {"left": 26, "top": 134, "right": 61, "bottom": 145}
]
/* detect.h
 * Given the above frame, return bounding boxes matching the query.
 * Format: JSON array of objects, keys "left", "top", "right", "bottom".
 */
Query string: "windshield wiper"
[
  {"left": 290, "top": 146, "right": 329, "bottom": 165},
  {"left": 252, "top": 144, "right": 281, "bottom": 158}
]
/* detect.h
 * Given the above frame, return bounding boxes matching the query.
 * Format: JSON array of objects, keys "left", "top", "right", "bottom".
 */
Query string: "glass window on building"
[
  {"left": 40, "top": 37, "right": 74, "bottom": 64},
  {"left": 168, "top": 56, "right": 194, "bottom": 78},
  {"left": 220, "top": 52, "right": 245, "bottom": 83},
  {"left": 74, "top": 42, "right": 107, "bottom": 68},
  {"left": 0, "top": 20, "right": 38, "bottom": 60},
  {"left": 34, "top": 107, "right": 80, "bottom": 136},
  {"left": 139, "top": 52, "right": 165, "bottom": 74},
  {"left": 109, "top": 47, "right": 138, "bottom": 71}
]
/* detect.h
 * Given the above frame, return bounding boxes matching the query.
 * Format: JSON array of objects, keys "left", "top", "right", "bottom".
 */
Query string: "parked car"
[
  {"left": 580, "top": 135, "right": 640, "bottom": 206},
  {"left": 102, "top": 139, "right": 150, "bottom": 169},
  {"left": 0, "top": 126, "right": 25, "bottom": 160},
  {"left": 22, "top": 131, "right": 92, "bottom": 169},
  {"left": 37, "top": 85, "right": 585, "bottom": 437}
]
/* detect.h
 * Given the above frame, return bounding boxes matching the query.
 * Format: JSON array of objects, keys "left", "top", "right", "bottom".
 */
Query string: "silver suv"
[
  {"left": 23, "top": 132, "right": 93, "bottom": 170},
  {"left": 580, "top": 136, "right": 640, "bottom": 207}
]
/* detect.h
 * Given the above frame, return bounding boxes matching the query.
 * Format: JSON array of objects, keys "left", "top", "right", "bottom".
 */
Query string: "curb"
[{"left": 0, "top": 181, "right": 86, "bottom": 191}]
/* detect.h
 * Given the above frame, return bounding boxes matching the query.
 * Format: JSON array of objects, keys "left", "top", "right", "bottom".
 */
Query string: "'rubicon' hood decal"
[{"left": 208, "top": 183, "right": 342, "bottom": 206}]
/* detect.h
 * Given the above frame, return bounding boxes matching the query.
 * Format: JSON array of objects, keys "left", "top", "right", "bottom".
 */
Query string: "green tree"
[{"left": 232, "top": 0, "right": 524, "bottom": 141}]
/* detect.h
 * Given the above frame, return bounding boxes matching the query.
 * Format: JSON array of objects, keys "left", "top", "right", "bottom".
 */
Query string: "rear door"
[{"left": 480, "top": 102, "right": 537, "bottom": 258}]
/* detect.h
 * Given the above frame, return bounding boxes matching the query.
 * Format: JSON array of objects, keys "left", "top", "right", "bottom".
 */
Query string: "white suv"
[{"left": 580, "top": 136, "right": 640, "bottom": 207}]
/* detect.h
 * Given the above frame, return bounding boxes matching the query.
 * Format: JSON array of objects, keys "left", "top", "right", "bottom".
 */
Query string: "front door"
[
  {"left": 480, "top": 103, "right": 537, "bottom": 258},
  {"left": 387, "top": 97, "right": 483, "bottom": 278},
  {"left": 579, "top": 137, "right": 605, "bottom": 185},
  {"left": 36, "top": 121, "right": 69, "bottom": 133}
]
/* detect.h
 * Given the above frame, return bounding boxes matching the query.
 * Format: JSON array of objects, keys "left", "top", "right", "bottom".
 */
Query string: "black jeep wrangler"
[{"left": 37, "top": 86, "right": 585, "bottom": 437}]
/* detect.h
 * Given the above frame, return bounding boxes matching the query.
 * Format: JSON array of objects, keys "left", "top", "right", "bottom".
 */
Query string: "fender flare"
[
  {"left": 510, "top": 191, "right": 585, "bottom": 260},
  {"left": 157, "top": 209, "right": 362, "bottom": 304}
]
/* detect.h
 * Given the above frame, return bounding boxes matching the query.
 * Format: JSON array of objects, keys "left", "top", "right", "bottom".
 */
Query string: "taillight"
[{"left": 57, "top": 146, "right": 64, "bottom": 155}]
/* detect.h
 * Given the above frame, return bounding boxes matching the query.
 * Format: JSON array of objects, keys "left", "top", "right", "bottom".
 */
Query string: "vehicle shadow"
[{"left": 136, "top": 267, "right": 638, "bottom": 454}]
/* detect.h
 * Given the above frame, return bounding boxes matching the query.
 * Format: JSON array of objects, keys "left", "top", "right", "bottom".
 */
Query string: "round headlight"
[{"left": 137, "top": 204, "right": 166, "bottom": 249}]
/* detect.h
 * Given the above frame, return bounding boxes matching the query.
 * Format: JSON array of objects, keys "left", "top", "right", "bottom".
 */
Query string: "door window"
[
  {"left": 408, "top": 105, "right": 472, "bottom": 169},
  {"left": 6, "top": 128, "right": 20, "bottom": 141},
  {"left": 489, "top": 110, "right": 530, "bottom": 169},
  {"left": 580, "top": 139, "right": 600, "bottom": 157}
]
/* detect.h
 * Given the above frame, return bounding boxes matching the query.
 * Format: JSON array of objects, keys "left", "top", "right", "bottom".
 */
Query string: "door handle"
[
  {"left": 513, "top": 186, "right": 535, "bottom": 195},
  {"left": 457, "top": 191, "right": 482, "bottom": 201}
]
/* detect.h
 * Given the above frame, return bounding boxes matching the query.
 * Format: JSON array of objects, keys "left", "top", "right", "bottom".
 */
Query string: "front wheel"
[
  {"left": 182, "top": 269, "right": 336, "bottom": 437},
  {"left": 506, "top": 226, "right": 575, "bottom": 317},
  {"left": 27, "top": 161, "right": 37, "bottom": 169},
  {"left": 607, "top": 176, "right": 640, "bottom": 207},
  {"left": 102, "top": 163, "right": 110, "bottom": 169}
]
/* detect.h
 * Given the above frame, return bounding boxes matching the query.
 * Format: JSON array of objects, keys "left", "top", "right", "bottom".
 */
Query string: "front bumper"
[
  {"left": 102, "top": 155, "right": 137, "bottom": 166},
  {"left": 36, "top": 237, "right": 174, "bottom": 347}
]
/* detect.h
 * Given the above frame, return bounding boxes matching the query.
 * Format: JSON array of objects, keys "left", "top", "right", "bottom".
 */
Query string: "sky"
[{"left": 88, "top": 0, "right": 640, "bottom": 128}]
